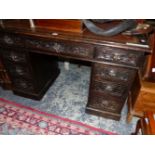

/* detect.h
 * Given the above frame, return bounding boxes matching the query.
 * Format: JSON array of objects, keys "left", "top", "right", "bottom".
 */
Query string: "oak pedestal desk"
[{"left": 0, "top": 23, "right": 152, "bottom": 121}]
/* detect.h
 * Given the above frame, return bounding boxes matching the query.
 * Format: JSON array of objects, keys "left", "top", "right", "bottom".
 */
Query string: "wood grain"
[{"left": 34, "top": 19, "right": 84, "bottom": 33}]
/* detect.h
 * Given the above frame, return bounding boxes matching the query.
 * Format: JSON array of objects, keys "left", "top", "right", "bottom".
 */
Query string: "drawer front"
[
  {"left": 92, "top": 80, "right": 128, "bottom": 98},
  {"left": 4, "top": 61, "right": 32, "bottom": 79},
  {"left": 88, "top": 93, "right": 123, "bottom": 113},
  {"left": 93, "top": 63, "right": 136, "bottom": 83},
  {"left": 95, "top": 46, "right": 144, "bottom": 67},
  {"left": 1, "top": 48, "right": 27, "bottom": 63},
  {"left": 0, "top": 33, "right": 94, "bottom": 59},
  {"left": 0, "top": 33, "right": 24, "bottom": 47},
  {"left": 25, "top": 37, "right": 94, "bottom": 58},
  {"left": 12, "top": 78, "right": 34, "bottom": 91}
]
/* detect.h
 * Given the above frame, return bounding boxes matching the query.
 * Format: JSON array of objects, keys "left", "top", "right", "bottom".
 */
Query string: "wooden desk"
[{"left": 0, "top": 20, "right": 152, "bottom": 120}]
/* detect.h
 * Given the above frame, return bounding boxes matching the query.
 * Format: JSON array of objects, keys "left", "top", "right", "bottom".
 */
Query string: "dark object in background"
[{"left": 82, "top": 19, "right": 137, "bottom": 36}]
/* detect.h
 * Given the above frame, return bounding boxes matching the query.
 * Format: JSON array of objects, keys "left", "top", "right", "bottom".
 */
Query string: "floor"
[{"left": 0, "top": 61, "right": 138, "bottom": 134}]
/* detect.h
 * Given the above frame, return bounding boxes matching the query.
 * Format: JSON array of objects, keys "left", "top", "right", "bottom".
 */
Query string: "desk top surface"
[{"left": 0, "top": 20, "right": 153, "bottom": 53}]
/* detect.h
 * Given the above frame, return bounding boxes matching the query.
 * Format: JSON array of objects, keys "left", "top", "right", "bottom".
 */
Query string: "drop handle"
[{"left": 53, "top": 43, "right": 61, "bottom": 53}]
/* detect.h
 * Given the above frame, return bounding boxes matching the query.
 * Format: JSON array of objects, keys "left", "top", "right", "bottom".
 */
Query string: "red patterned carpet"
[{"left": 0, "top": 98, "right": 116, "bottom": 135}]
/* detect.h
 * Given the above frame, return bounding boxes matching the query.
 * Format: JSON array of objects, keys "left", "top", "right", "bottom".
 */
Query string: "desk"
[{"left": 0, "top": 20, "right": 153, "bottom": 120}]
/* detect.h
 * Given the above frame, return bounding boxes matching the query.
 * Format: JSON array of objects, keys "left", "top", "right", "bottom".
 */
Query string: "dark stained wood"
[
  {"left": 0, "top": 55, "right": 12, "bottom": 89},
  {"left": 0, "top": 20, "right": 152, "bottom": 53},
  {"left": 87, "top": 63, "right": 138, "bottom": 121},
  {"left": 0, "top": 47, "right": 60, "bottom": 100},
  {"left": 0, "top": 19, "right": 153, "bottom": 120}
]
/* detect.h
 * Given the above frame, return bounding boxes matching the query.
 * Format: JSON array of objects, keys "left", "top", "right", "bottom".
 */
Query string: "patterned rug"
[{"left": 0, "top": 98, "right": 116, "bottom": 135}]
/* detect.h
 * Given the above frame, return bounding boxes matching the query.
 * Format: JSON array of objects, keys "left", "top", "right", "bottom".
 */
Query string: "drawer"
[
  {"left": 93, "top": 63, "right": 136, "bottom": 83},
  {"left": 4, "top": 61, "right": 32, "bottom": 79},
  {"left": 24, "top": 37, "right": 94, "bottom": 58},
  {"left": 0, "top": 33, "right": 24, "bottom": 47},
  {"left": 91, "top": 80, "right": 128, "bottom": 98},
  {"left": 94, "top": 46, "right": 145, "bottom": 67},
  {"left": 88, "top": 93, "right": 124, "bottom": 113},
  {"left": 0, "top": 33, "right": 94, "bottom": 59},
  {"left": 12, "top": 78, "right": 34, "bottom": 92},
  {"left": 1, "top": 48, "right": 27, "bottom": 63}
]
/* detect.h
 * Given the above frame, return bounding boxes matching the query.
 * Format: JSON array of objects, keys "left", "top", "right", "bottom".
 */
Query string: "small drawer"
[
  {"left": 25, "top": 37, "right": 66, "bottom": 53},
  {"left": 91, "top": 80, "right": 128, "bottom": 98},
  {"left": 0, "top": 33, "right": 24, "bottom": 47},
  {"left": 93, "top": 63, "right": 136, "bottom": 83},
  {"left": 24, "top": 38, "right": 51, "bottom": 50},
  {"left": 95, "top": 46, "right": 144, "bottom": 67},
  {"left": 2, "top": 49, "right": 27, "bottom": 63},
  {"left": 88, "top": 93, "right": 124, "bottom": 113},
  {"left": 12, "top": 78, "right": 34, "bottom": 91},
  {"left": 4, "top": 61, "right": 32, "bottom": 79}
]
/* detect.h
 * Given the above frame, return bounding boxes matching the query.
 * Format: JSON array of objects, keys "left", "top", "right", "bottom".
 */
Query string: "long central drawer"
[{"left": 0, "top": 32, "right": 94, "bottom": 59}]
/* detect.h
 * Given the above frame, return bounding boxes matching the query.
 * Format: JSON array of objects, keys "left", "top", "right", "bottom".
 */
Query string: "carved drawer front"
[
  {"left": 88, "top": 93, "right": 123, "bottom": 113},
  {"left": 24, "top": 38, "right": 55, "bottom": 50},
  {"left": 25, "top": 37, "right": 94, "bottom": 58},
  {"left": 0, "top": 33, "right": 94, "bottom": 58},
  {"left": 2, "top": 49, "right": 27, "bottom": 63},
  {"left": 12, "top": 78, "right": 34, "bottom": 91},
  {"left": 4, "top": 61, "right": 32, "bottom": 79},
  {"left": 93, "top": 63, "right": 136, "bottom": 83},
  {"left": 95, "top": 46, "right": 144, "bottom": 67},
  {"left": 0, "top": 33, "right": 24, "bottom": 47},
  {"left": 92, "top": 80, "right": 128, "bottom": 98}
]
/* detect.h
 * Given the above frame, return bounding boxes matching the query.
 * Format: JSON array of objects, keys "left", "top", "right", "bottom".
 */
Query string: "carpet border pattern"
[{"left": 0, "top": 98, "right": 116, "bottom": 135}]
